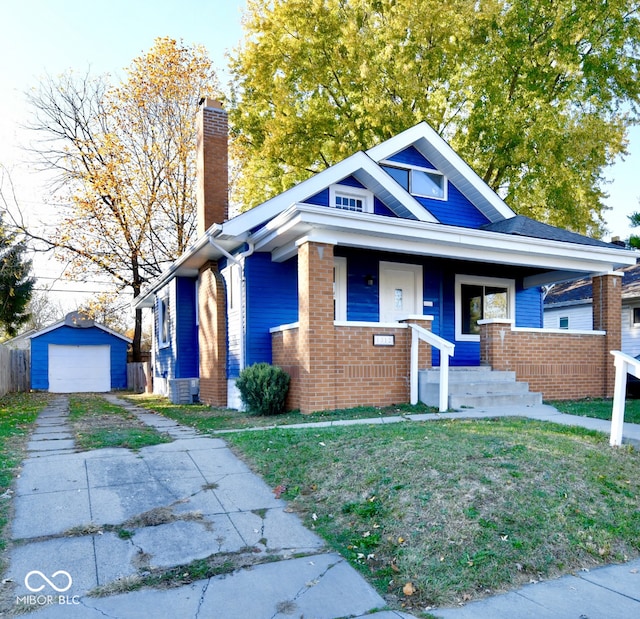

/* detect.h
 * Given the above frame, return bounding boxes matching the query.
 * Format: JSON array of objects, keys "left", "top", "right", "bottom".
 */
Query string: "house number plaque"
[{"left": 373, "top": 334, "right": 395, "bottom": 346}]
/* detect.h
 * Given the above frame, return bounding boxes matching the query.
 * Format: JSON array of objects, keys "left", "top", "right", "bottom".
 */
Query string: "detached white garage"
[{"left": 30, "top": 313, "right": 131, "bottom": 392}]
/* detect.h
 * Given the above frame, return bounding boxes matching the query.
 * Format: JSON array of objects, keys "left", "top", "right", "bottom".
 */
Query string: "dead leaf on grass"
[
  {"left": 403, "top": 582, "right": 416, "bottom": 596},
  {"left": 273, "top": 484, "right": 287, "bottom": 499}
]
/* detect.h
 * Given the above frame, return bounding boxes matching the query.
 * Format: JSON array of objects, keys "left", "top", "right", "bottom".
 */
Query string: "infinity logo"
[{"left": 24, "top": 570, "right": 73, "bottom": 593}]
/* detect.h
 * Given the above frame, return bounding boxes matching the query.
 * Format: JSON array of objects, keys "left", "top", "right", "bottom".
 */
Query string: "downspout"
[{"left": 207, "top": 234, "right": 255, "bottom": 398}]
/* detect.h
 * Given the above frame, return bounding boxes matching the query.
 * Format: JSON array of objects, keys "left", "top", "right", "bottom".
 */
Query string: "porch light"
[{"left": 365, "top": 274, "right": 375, "bottom": 286}]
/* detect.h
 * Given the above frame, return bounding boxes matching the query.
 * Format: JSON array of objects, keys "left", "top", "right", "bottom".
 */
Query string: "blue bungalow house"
[{"left": 134, "top": 100, "right": 635, "bottom": 413}]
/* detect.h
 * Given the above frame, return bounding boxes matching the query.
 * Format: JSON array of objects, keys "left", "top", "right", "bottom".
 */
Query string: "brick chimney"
[{"left": 197, "top": 98, "right": 228, "bottom": 236}]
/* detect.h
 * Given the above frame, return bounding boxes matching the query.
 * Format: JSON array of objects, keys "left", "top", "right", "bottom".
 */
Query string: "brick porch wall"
[
  {"left": 272, "top": 326, "right": 301, "bottom": 411},
  {"left": 272, "top": 322, "right": 432, "bottom": 413},
  {"left": 198, "top": 262, "right": 227, "bottom": 406},
  {"left": 480, "top": 320, "right": 606, "bottom": 400}
]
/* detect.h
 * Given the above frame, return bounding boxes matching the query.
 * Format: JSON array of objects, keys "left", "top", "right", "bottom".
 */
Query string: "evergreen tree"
[{"left": 0, "top": 214, "right": 34, "bottom": 337}]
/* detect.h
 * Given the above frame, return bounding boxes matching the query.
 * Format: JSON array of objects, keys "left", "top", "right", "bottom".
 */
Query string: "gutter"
[
  {"left": 132, "top": 224, "right": 223, "bottom": 308},
  {"left": 207, "top": 235, "right": 255, "bottom": 381}
]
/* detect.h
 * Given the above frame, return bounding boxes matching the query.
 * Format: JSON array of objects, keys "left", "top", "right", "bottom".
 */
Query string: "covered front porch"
[{"left": 269, "top": 237, "right": 626, "bottom": 414}]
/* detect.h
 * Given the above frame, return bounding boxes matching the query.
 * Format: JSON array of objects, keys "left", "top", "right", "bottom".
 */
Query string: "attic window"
[
  {"left": 381, "top": 163, "right": 447, "bottom": 200},
  {"left": 412, "top": 169, "right": 446, "bottom": 199},
  {"left": 329, "top": 185, "right": 373, "bottom": 213}
]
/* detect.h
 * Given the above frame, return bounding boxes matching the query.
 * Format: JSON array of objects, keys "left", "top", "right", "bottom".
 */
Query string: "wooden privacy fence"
[
  {"left": 127, "top": 362, "right": 152, "bottom": 393},
  {"left": 0, "top": 345, "right": 30, "bottom": 397}
]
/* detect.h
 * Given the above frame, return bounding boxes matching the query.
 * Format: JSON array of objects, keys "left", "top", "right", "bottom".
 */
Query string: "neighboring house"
[
  {"left": 2, "top": 329, "right": 36, "bottom": 350},
  {"left": 30, "top": 312, "right": 131, "bottom": 393},
  {"left": 134, "top": 100, "right": 636, "bottom": 412},
  {"left": 544, "top": 261, "right": 640, "bottom": 356}
]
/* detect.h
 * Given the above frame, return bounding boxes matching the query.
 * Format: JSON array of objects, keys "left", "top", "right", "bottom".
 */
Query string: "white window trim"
[
  {"left": 329, "top": 184, "right": 374, "bottom": 213},
  {"left": 559, "top": 316, "right": 569, "bottom": 329},
  {"left": 455, "top": 274, "right": 515, "bottom": 342},
  {"left": 158, "top": 293, "right": 170, "bottom": 349},
  {"left": 380, "top": 160, "right": 448, "bottom": 201},
  {"left": 334, "top": 257, "right": 347, "bottom": 321},
  {"left": 632, "top": 306, "right": 640, "bottom": 327}
]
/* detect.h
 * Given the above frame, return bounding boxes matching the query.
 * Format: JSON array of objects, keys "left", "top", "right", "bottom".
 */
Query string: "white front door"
[{"left": 379, "top": 262, "right": 423, "bottom": 322}]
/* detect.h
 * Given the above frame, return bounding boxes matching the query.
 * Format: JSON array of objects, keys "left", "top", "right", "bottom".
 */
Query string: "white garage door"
[{"left": 48, "top": 344, "right": 111, "bottom": 393}]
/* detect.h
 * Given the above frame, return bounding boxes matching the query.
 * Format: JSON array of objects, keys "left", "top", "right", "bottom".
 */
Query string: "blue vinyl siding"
[
  {"left": 388, "top": 146, "right": 436, "bottom": 169},
  {"left": 243, "top": 253, "right": 298, "bottom": 372},
  {"left": 174, "top": 277, "right": 199, "bottom": 379},
  {"left": 307, "top": 188, "right": 329, "bottom": 206},
  {"left": 415, "top": 188, "right": 490, "bottom": 228},
  {"left": 339, "top": 249, "right": 380, "bottom": 321},
  {"left": 31, "top": 326, "right": 128, "bottom": 390},
  {"left": 515, "top": 284, "right": 544, "bottom": 327}
]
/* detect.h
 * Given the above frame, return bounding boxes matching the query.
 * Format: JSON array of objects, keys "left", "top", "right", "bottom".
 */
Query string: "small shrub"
[{"left": 236, "top": 363, "right": 290, "bottom": 416}]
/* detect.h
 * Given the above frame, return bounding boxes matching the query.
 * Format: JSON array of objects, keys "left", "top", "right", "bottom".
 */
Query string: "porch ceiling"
[{"left": 251, "top": 204, "right": 637, "bottom": 286}]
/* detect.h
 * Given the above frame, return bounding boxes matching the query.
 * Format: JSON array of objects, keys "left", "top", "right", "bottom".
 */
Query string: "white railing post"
[
  {"left": 410, "top": 328, "right": 419, "bottom": 405},
  {"left": 610, "top": 352, "right": 628, "bottom": 447},
  {"left": 408, "top": 323, "right": 454, "bottom": 413},
  {"left": 609, "top": 350, "right": 640, "bottom": 447},
  {"left": 439, "top": 351, "right": 449, "bottom": 413}
]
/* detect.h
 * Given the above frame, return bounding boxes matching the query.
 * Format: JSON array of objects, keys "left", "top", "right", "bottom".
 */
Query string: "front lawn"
[
  {"left": 225, "top": 418, "right": 640, "bottom": 613},
  {"left": 0, "top": 393, "right": 49, "bottom": 569},
  {"left": 549, "top": 398, "right": 640, "bottom": 424}
]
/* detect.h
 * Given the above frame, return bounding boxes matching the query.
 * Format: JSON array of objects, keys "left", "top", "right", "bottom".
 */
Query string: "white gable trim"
[
  {"left": 367, "top": 122, "right": 516, "bottom": 223},
  {"left": 219, "top": 151, "right": 437, "bottom": 241},
  {"left": 30, "top": 320, "right": 132, "bottom": 342}
]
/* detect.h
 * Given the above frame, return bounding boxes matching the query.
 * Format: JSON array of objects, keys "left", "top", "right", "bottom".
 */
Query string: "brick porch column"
[
  {"left": 198, "top": 262, "right": 227, "bottom": 406},
  {"left": 592, "top": 272, "right": 623, "bottom": 398},
  {"left": 298, "top": 241, "right": 336, "bottom": 413}
]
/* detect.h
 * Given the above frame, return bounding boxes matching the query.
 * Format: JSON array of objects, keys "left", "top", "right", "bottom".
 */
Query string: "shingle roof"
[
  {"left": 545, "top": 260, "right": 640, "bottom": 306},
  {"left": 482, "top": 215, "right": 617, "bottom": 248}
]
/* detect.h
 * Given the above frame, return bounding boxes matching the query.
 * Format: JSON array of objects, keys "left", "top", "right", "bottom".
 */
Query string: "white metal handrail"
[
  {"left": 408, "top": 323, "right": 455, "bottom": 412},
  {"left": 610, "top": 350, "right": 640, "bottom": 446}
]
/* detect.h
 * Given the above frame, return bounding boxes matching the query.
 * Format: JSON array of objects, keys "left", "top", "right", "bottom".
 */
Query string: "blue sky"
[{"left": 1, "top": 0, "right": 638, "bottom": 306}]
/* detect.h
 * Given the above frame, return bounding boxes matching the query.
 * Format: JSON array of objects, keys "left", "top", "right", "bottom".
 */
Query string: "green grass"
[
  {"left": 0, "top": 393, "right": 49, "bottom": 565},
  {"left": 68, "top": 394, "right": 172, "bottom": 451},
  {"left": 549, "top": 398, "right": 640, "bottom": 424},
  {"left": 225, "top": 417, "right": 640, "bottom": 611},
  {"left": 125, "top": 394, "right": 435, "bottom": 433}
]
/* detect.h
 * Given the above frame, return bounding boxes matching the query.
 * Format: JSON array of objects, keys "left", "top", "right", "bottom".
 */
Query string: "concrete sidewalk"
[
  {"left": 3, "top": 396, "right": 640, "bottom": 618},
  {"left": 4, "top": 395, "right": 412, "bottom": 618}
]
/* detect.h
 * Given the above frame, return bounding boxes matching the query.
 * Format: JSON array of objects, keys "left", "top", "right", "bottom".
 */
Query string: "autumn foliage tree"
[
  {"left": 25, "top": 37, "right": 218, "bottom": 359},
  {"left": 230, "top": 0, "right": 640, "bottom": 236}
]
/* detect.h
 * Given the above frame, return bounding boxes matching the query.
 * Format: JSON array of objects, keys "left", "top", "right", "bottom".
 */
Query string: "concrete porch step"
[
  {"left": 419, "top": 366, "right": 543, "bottom": 410},
  {"left": 421, "top": 366, "right": 517, "bottom": 383},
  {"left": 449, "top": 391, "right": 543, "bottom": 409}
]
